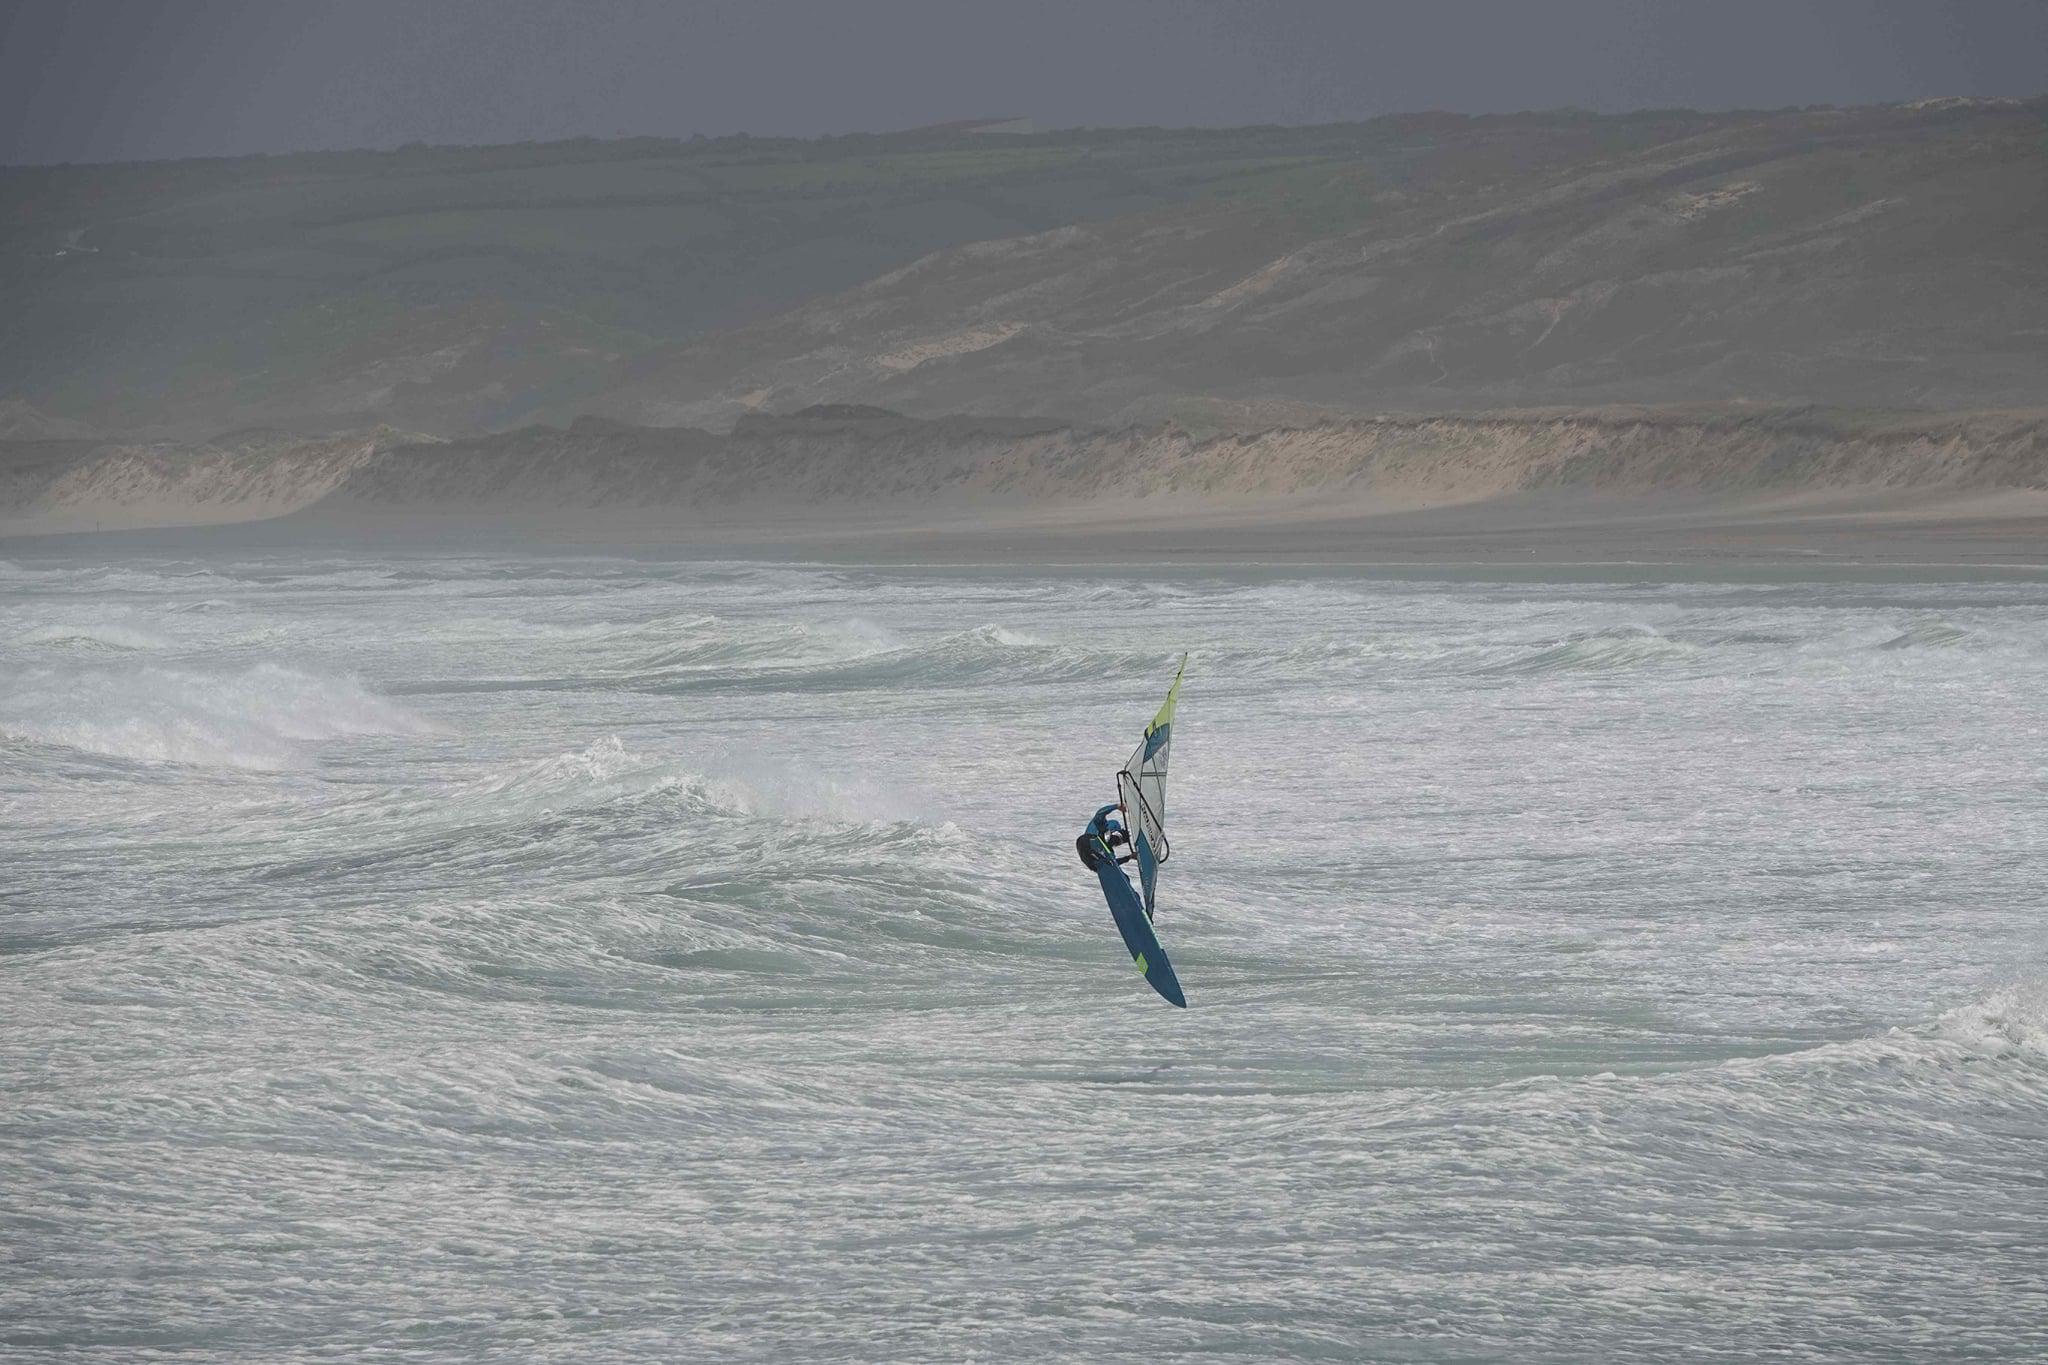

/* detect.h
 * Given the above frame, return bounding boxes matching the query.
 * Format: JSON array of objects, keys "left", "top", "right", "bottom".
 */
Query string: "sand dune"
[{"left": 6, "top": 405, "right": 2043, "bottom": 564}]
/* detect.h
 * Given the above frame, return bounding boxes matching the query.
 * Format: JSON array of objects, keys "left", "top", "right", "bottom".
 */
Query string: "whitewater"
[{"left": 3, "top": 551, "right": 2045, "bottom": 1362}]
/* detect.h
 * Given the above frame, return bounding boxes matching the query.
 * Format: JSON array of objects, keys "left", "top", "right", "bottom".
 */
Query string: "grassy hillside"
[{"left": 4, "top": 101, "right": 2044, "bottom": 438}]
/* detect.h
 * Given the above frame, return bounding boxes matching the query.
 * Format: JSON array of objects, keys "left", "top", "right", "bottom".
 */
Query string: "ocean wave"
[
  {"left": 445, "top": 736, "right": 926, "bottom": 827},
  {"left": 643, "top": 623, "right": 1169, "bottom": 693},
  {"left": 0, "top": 660, "right": 435, "bottom": 770},
  {"left": 621, "top": 615, "right": 904, "bottom": 676},
  {"left": 1704, "top": 982, "right": 2048, "bottom": 1083},
  {"left": 245, "top": 737, "right": 951, "bottom": 910},
  {"left": 1874, "top": 620, "right": 1975, "bottom": 651},
  {"left": 1925, "top": 984, "right": 2048, "bottom": 1064},
  {"left": 1477, "top": 624, "right": 1697, "bottom": 677},
  {"left": 13, "top": 621, "right": 169, "bottom": 651}
]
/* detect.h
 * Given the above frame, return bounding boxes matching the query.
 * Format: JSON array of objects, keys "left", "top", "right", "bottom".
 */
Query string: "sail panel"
[
  {"left": 1118, "top": 655, "right": 1184, "bottom": 915},
  {"left": 1134, "top": 825, "right": 1160, "bottom": 916}
]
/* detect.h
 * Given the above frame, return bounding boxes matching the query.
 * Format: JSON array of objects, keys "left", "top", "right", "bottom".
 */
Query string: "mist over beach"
[{"left": 4, "top": 3, "right": 2047, "bottom": 1361}]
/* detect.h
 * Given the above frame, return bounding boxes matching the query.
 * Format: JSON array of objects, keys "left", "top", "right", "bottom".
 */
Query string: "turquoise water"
[{"left": 4, "top": 554, "right": 2045, "bottom": 1361}]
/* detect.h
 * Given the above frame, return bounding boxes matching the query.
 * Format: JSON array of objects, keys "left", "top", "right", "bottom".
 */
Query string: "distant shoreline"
[{"left": 11, "top": 487, "right": 2046, "bottom": 579}]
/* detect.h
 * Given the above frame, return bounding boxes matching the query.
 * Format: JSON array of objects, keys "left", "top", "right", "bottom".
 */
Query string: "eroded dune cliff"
[{"left": 6, "top": 406, "right": 2042, "bottom": 543}]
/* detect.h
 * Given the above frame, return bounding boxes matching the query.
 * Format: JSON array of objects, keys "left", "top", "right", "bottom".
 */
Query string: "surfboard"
[{"left": 1093, "top": 851, "right": 1186, "bottom": 1008}]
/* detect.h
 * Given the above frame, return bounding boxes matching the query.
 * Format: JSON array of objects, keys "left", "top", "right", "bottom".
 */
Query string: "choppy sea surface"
[{"left": 3, "top": 552, "right": 2045, "bottom": 1362}]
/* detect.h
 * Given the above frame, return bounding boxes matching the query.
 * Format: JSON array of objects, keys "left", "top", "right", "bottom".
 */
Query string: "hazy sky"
[{"left": 3, "top": 0, "right": 2044, "bottom": 164}]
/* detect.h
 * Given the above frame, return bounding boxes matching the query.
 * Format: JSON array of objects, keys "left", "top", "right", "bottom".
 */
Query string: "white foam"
[
  {"left": 1930, "top": 983, "right": 2048, "bottom": 1062},
  {"left": 15, "top": 621, "right": 170, "bottom": 651},
  {"left": 703, "top": 745, "right": 922, "bottom": 824},
  {"left": 0, "top": 660, "right": 435, "bottom": 770},
  {"left": 457, "top": 735, "right": 922, "bottom": 825}
]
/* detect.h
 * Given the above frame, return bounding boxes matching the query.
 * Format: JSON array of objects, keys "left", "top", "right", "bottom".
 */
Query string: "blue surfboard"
[{"left": 1093, "top": 852, "right": 1187, "bottom": 1008}]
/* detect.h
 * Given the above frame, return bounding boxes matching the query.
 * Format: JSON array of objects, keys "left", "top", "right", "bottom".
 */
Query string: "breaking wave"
[
  {"left": 1682, "top": 983, "right": 2048, "bottom": 1092},
  {"left": 1929, "top": 984, "right": 2048, "bottom": 1063},
  {"left": 446, "top": 735, "right": 924, "bottom": 826},
  {"left": 14, "top": 621, "right": 169, "bottom": 651},
  {"left": 0, "top": 660, "right": 435, "bottom": 769}
]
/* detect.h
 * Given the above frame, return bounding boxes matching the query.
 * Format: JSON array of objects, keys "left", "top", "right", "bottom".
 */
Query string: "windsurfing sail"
[
  {"left": 1117, "top": 654, "right": 1184, "bottom": 919},
  {"left": 1082, "top": 654, "right": 1190, "bottom": 1007}
]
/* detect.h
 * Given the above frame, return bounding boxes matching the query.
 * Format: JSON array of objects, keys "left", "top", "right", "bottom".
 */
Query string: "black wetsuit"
[{"left": 1076, "top": 804, "right": 1131, "bottom": 871}]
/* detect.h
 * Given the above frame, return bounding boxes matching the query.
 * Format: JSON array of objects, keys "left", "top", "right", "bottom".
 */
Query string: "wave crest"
[
  {"left": 0, "top": 661, "right": 433, "bottom": 770},
  {"left": 454, "top": 736, "right": 924, "bottom": 825},
  {"left": 1480, "top": 624, "right": 1695, "bottom": 677},
  {"left": 15, "top": 622, "right": 168, "bottom": 651}
]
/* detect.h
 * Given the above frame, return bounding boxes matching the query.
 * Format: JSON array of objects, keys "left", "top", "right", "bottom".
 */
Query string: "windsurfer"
[{"left": 1075, "top": 804, "right": 1133, "bottom": 871}]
